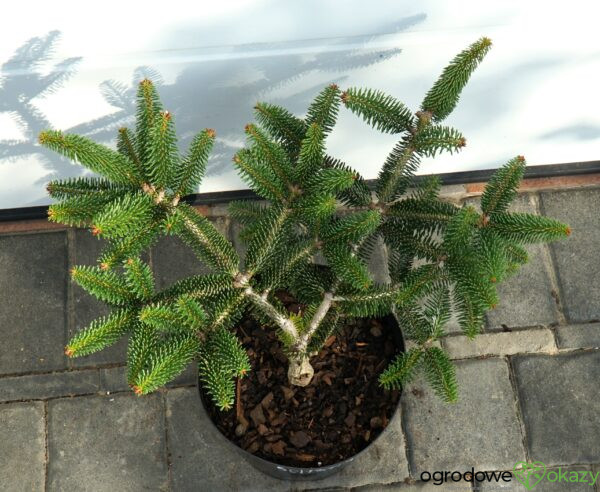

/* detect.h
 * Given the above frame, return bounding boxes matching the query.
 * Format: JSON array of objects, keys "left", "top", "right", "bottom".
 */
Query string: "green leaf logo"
[{"left": 513, "top": 461, "right": 546, "bottom": 490}]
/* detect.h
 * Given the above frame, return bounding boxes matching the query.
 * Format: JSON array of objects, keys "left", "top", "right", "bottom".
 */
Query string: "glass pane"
[{"left": 1, "top": 0, "right": 599, "bottom": 209}]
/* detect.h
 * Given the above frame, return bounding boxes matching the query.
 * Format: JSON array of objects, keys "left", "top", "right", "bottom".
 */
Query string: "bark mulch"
[{"left": 201, "top": 303, "right": 402, "bottom": 468}]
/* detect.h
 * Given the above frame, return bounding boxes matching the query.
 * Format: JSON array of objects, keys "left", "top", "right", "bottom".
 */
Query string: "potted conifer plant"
[{"left": 40, "top": 38, "right": 569, "bottom": 480}]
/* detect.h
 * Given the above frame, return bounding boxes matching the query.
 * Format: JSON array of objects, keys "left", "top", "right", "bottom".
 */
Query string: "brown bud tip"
[
  {"left": 340, "top": 91, "right": 349, "bottom": 103},
  {"left": 491, "top": 303, "right": 497, "bottom": 309},
  {"left": 481, "top": 37, "right": 493, "bottom": 48},
  {"left": 69, "top": 267, "right": 77, "bottom": 277},
  {"left": 126, "top": 258, "right": 134, "bottom": 265},
  {"left": 233, "top": 155, "right": 241, "bottom": 163},
  {"left": 91, "top": 225, "right": 102, "bottom": 236},
  {"left": 239, "top": 369, "right": 247, "bottom": 376},
  {"left": 47, "top": 208, "right": 55, "bottom": 218},
  {"left": 566, "top": 227, "right": 572, "bottom": 236},
  {"left": 329, "top": 83, "right": 338, "bottom": 90},
  {"left": 65, "top": 347, "right": 74, "bottom": 357},
  {"left": 244, "top": 123, "right": 253, "bottom": 133},
  {"left": 38, "top": 131, "right": 50, "bottom": 144},
  {"left": 162, "top": 110, "right": 171, "bottom": 120},
  {"left": 140, "top": 78, "right": 153, "bottom": 87},
  {"left": 490, "top": 276, "right": 497, "bottom": 283},
  {"left": 517, "top": 155, "right": 525, "bottom": 162},
  {"left": 206, "top": 128, "right": 216, "bottom": 138},
  {"left": 118, "top": 127, "right": 127, "bottom": 133},
  {"left": 133, "top": 385, "right": 143, "bottom": 395},
  {"left": 459, "top": 137, "right": 467, "bottom": 147},
  {"left": 100, "top": 262, "right": 109, "bottom": 271}
]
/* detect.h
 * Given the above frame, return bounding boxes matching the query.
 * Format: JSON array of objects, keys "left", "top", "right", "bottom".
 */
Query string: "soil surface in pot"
[{"left": 201, "top": 294, "right": 402, "bottom": 468}]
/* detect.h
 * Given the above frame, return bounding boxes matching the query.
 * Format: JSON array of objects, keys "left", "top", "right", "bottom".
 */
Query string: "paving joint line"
[
  {"left": 505, "top": 355, "right": 531, "bottom": 464},
  {"left": 0, "top": 383, "right": 197, "bottom": 406},
  {"left": 534, "top": 192, "right": 572, "bottom": 326},
  {"left": 0, "top": 228, "right": 68, "bottom": 237},
  {"left": 43, "top": 400, "right": 49, "bottom": 492},
  {"left": 161, "top": 391, "right": 174, "bottom": 492},
  {"left": 66, "top": 228, "right": 77, "bottom": 371},
  {"left": 398, "top": 398, "right": 416, "bottom": 481},
  {"left": 0, "top": 363, "right": 127, "bottom": 380}
]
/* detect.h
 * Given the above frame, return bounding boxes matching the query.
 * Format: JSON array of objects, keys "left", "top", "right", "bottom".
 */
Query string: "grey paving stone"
[
  {"left": 356, "top": 480, "right": 471, "bottom": 491},
  {"left": 512, "top": 351, "right": 600, "bottom": 465},
  {"left": 47, "top": 393, "right": 168, "bottom": 491},
  {"left": 442, "top": 328, "right": 556, "bottom": 359},
  {"left": 476, "top": 465, "right": 595, "bottom": 491},
  {"left": 540, "top": 189, "right": 600, "bottom": 322},
  {"left": 444, "top": 286, "right": 467, "bottom": 335},
  {"left": 152, "top": 216, "right": 230, "bottom": 291},
  {"left": 366, "top": 235, "right": 391, "bottom": 286},
  {"left": 167, "top": 360, "right": 198, "bottom": 387},
  {"left": 169, "top": 386, "right": 410, "bottom": 491},
  {"left": 483, "top": 194, "right": 559, "bottom": 330},
  {"left": 555, "top": 323, "right": 600, "bottom": 349},
  {"left": 0, "top": 231, "right": 67, "bottom": 374},
  {"left": 0, "top": 366, "right": 143, "bottom": 403},
  {"left": 166, "top": 387, "right": 287, "bottom": 492},
  {"left": 231, "top": 220, "right": 248, "bottom": 267},
  {"left": 71, "top": 229, "right": 126, "bottom": 367},
  {"left": 0, "top": 368, "right": 102, "bottom": 402},
  {"left": 0, "top": 402, "right": 45, "bottom": 492},
  {"left": 98, "top": 365, "right": 131, "bottom": 393},
  {"left": 402, "top": 358, "right": 525, "bottom": 474}
]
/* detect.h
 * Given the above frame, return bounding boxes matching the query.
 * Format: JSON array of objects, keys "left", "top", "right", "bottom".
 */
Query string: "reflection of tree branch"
[
  {"left": 0, "top": 141, "right": 37, "bottom": 159},
  {"left": 0, "top": 13, "right": 427, "bottom": 194},
  {"left": 0, "top": 31, "right": 84, "bottom": 182}
]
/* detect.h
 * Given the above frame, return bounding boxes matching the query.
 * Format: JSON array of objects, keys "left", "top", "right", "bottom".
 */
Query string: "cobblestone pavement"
[{"left": 0, "top": 186, "right": 598, "bottom": 492}]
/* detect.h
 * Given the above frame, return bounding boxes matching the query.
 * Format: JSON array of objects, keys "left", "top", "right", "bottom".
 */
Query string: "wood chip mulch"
[{"left": 201, "top": 301, "right": 403, "bottom": 468}]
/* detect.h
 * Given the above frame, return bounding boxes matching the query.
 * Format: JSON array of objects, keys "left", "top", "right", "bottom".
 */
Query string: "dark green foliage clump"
[{"left": 42, "top": 38, "right": 569, "bottom": 408}]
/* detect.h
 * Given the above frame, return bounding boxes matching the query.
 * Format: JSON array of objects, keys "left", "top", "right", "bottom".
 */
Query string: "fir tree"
[{"left": 43, "top": 38, "right": 569, "bottom": 407}]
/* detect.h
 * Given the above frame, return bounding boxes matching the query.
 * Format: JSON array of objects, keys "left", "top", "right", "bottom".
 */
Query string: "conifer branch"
[
  {"left": 43, "top": 40, "right": 571, "bottom": 406},
  {"left": 243, "top": 282, "right": 299, "bottom": 341},
  {"left": 421, "top": 37, "right": 492, "bottom": 122},
  {"left": 244, "top": 124, "right": 292, "bottom": 187},
  {"left": 253, "top": 102, "right": 307, "bottom": 156},
  {"left": 306, "top": 84, "right": 341, "bottom": 136},
  {"left": 342, "top": 87, "right": 413, "bottom": 134},
  {"left": 174, "top": 129, "right": 216, "bottom": 197},
  {"left": 379, "top": 348, "right": 423, "bottom": 389},
  {"left": 297, "top": 292, "right": 334, "bottom": 352},
  {"left": 481, "top": 156, "right": 526, "bottom": 215},
  {"left": 117, "top": 127, "right": 145, "bottom": 181},
  {"left": 47, "top": 177, "right": 127, "bottom": 199},
  {"left": 135, "top": 79, "right": 163, "bottom": 169},
  {"left": 233, "top": 149, "right": 287, "bottom": 203},
  {"left": 66, "top": 309, "right": 136, "bottom": 357},
  {"left": 38, "top": 130, "right": 138, "bottom": 185},
  {"left": 148, "top": 110, "right": 177, "bottom": 189},
  {"left": 173, "top": 204, "right": 239, "bottom": 274}
]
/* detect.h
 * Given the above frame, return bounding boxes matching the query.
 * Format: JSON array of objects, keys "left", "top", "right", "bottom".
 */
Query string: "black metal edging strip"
[{"left": 2, "top": 160, "right": 600, "bottom": 222}]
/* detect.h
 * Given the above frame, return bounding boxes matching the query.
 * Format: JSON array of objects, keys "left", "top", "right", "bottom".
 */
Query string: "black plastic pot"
[{"left": 197, "top": 313, "right": 404, "bottom": 481}]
